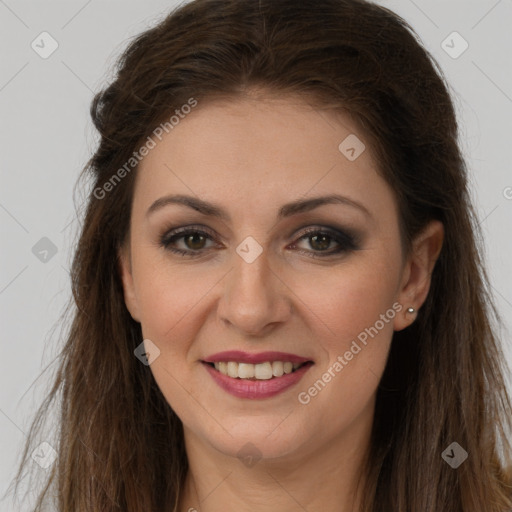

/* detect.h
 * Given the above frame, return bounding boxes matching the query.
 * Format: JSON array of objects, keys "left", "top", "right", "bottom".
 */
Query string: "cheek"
[
  {"left": 289, "top": 251, "right": 400, "bottom": 347},
  {"left": 291, "top": 254, "right": 400, "bottom": 416},
  {"left": 134, "top": 259, "right": 214, "bottom": 351},
  {"left": 134, "top": 241, "right": 401, "bottom": 360},
  {"left": 132, "top": 259, "right": 216, "bottom": 423}
]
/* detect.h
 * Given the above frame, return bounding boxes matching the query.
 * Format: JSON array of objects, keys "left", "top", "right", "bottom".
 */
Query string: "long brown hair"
[{"left": 8, "top": 0, "right": 512, "bottom": 510}]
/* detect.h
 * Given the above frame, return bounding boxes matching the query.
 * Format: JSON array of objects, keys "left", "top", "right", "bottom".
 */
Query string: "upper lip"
[{"left": 202, "top": 350, "right": 313, "bottom": 365}]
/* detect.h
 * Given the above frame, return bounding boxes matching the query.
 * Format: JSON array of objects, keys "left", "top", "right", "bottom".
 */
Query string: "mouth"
[
  {"left": 200, "top": 351, "right": 315, "bottom": 399},
  {"left": 202, "top": 360, "right": 314, "bottom": 380}
]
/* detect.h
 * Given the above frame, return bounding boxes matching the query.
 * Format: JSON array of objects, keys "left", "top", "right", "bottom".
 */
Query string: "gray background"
[{"left": 1, "top": 0, "right": 511, "bottom": 510}]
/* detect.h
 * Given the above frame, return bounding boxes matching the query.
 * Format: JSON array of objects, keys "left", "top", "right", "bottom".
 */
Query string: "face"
[{"left": 119, "top": 94, "right": 442, "bottom": 463}]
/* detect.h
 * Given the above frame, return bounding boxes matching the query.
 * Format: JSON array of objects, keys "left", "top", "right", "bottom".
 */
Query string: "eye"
[
  {"left": 160, "top": 225, "right": 217, "bottom": 257},
  {"left": 160, "top": 225, "right": 359, "bottom": 258},
  {"left": 289, "top": 226, "right": 358, "bottom": 259}
]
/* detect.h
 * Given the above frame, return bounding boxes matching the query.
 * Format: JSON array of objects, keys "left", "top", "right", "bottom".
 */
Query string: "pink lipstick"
[{"left": 201, "top": 351, "right": 314, "bottom": 399}]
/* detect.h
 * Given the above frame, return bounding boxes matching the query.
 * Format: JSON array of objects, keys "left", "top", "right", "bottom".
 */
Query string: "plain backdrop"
[{"left": 1, "top": 1, "right": 511, "bottom": 510}]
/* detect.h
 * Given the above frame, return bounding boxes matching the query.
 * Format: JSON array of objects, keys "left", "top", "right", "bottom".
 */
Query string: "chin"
[{"left": 191, "top": 413, "right": 314, "bottom": 462}]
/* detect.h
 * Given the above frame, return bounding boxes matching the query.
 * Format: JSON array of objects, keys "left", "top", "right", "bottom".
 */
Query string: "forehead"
[{"left": 132, "top": 95, "right": 395, "bottom": 224}]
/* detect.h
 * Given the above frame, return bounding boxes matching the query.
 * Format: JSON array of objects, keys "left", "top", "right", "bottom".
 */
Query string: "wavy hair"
[{"left": 8, "top": 0, "right": 512, "bottom": 510}]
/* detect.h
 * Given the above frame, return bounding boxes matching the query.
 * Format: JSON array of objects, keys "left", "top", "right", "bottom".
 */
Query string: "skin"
[{"left": 118, "top": 93, "right": 444, "bottom": 512}]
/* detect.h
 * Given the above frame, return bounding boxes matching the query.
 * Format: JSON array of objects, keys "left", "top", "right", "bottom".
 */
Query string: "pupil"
[
  {"left": 311, "top": 234, "right": 330, "bottom": 251},
  {"left": 186, "top": 233, "right": 205, "bottom": 250}
]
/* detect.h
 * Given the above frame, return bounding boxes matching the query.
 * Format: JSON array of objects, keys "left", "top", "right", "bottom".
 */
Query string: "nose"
[{"left": 217, "top": 248, "right": 292, "bottom": 336}]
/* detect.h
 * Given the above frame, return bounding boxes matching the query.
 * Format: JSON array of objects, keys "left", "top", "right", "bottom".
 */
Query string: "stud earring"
[{"left": 407, "top": 307, "right": 415, "bottom": 314}]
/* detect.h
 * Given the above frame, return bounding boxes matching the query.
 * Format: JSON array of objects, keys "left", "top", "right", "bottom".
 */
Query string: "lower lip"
[{"left": 202, "top": 362, "right": 313, "bottom": 399}]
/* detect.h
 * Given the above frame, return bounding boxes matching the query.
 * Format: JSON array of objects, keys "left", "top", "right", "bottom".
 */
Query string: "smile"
[
  {"left": 201, "top": 358, "right": 314, "bottom": 399},
  {"left": 208, "top": 360, "right": 307, "bottom": 380}
]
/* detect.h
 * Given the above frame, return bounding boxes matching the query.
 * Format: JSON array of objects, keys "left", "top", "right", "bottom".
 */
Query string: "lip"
[
  {"left": 202, "top": 360, "right": 314, "bottom": 399},
  {"left": 203, "top": 350, "right": 312, "bottom": 365}
]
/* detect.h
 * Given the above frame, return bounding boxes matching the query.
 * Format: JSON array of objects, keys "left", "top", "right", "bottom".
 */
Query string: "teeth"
[
  {"left": 212, "top": 361, "right": 305, "bottom": 379},
  {"left": 254, "top": 362, "right": 273, "bottom": 380},
  {"left": 238, "top": 363, "right": 255, "bottom": 379},
  {"left": 227, "top": 361, "right": 238, "bottom": 378},
  {"left": 272, "top": 361, "right": 284, "bottom": 377}
]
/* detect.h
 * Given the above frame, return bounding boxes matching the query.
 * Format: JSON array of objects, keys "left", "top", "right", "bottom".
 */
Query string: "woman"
[{"left": 10, "top": 0, "right": 512, "bottom": 510}]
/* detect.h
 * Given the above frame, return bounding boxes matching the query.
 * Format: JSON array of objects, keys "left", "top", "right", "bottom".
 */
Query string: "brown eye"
[
  {"left": 160, "top": 226, "right": 217, "bottom": 256},
  {"left": 291, "top": 227, "right": 358, "bottom": 259},
  {"left": 308, "top": 233, "right": 332, "bottom": 251},
  {"left": 160, "top": 225, "right": 359, "bottom": 259},
  {"left": 183, "top": 232, "right": 208, "bottom": 250}
]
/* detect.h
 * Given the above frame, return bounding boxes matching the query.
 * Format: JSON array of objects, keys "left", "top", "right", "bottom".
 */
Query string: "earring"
[{"left": 407, "top": 307, "right": 415, "bottom": 314}]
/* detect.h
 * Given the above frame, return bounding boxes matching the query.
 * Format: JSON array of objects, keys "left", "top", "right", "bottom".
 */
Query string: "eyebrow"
[{"left": 146, "top": 193, "right": 372, "bottom": 221}]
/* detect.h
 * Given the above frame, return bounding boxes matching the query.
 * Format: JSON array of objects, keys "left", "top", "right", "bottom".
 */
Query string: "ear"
[
  {"left": 393, "top": 220, "right": 444, "bottom": 331},
  {"left": 117, "top": 243, "right": 141, "bottom": 323}
]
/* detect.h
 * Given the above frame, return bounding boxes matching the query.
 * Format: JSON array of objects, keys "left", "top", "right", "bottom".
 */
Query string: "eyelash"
[{"left": 159, "top": 224, "right": 359, "bottom": 259}]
